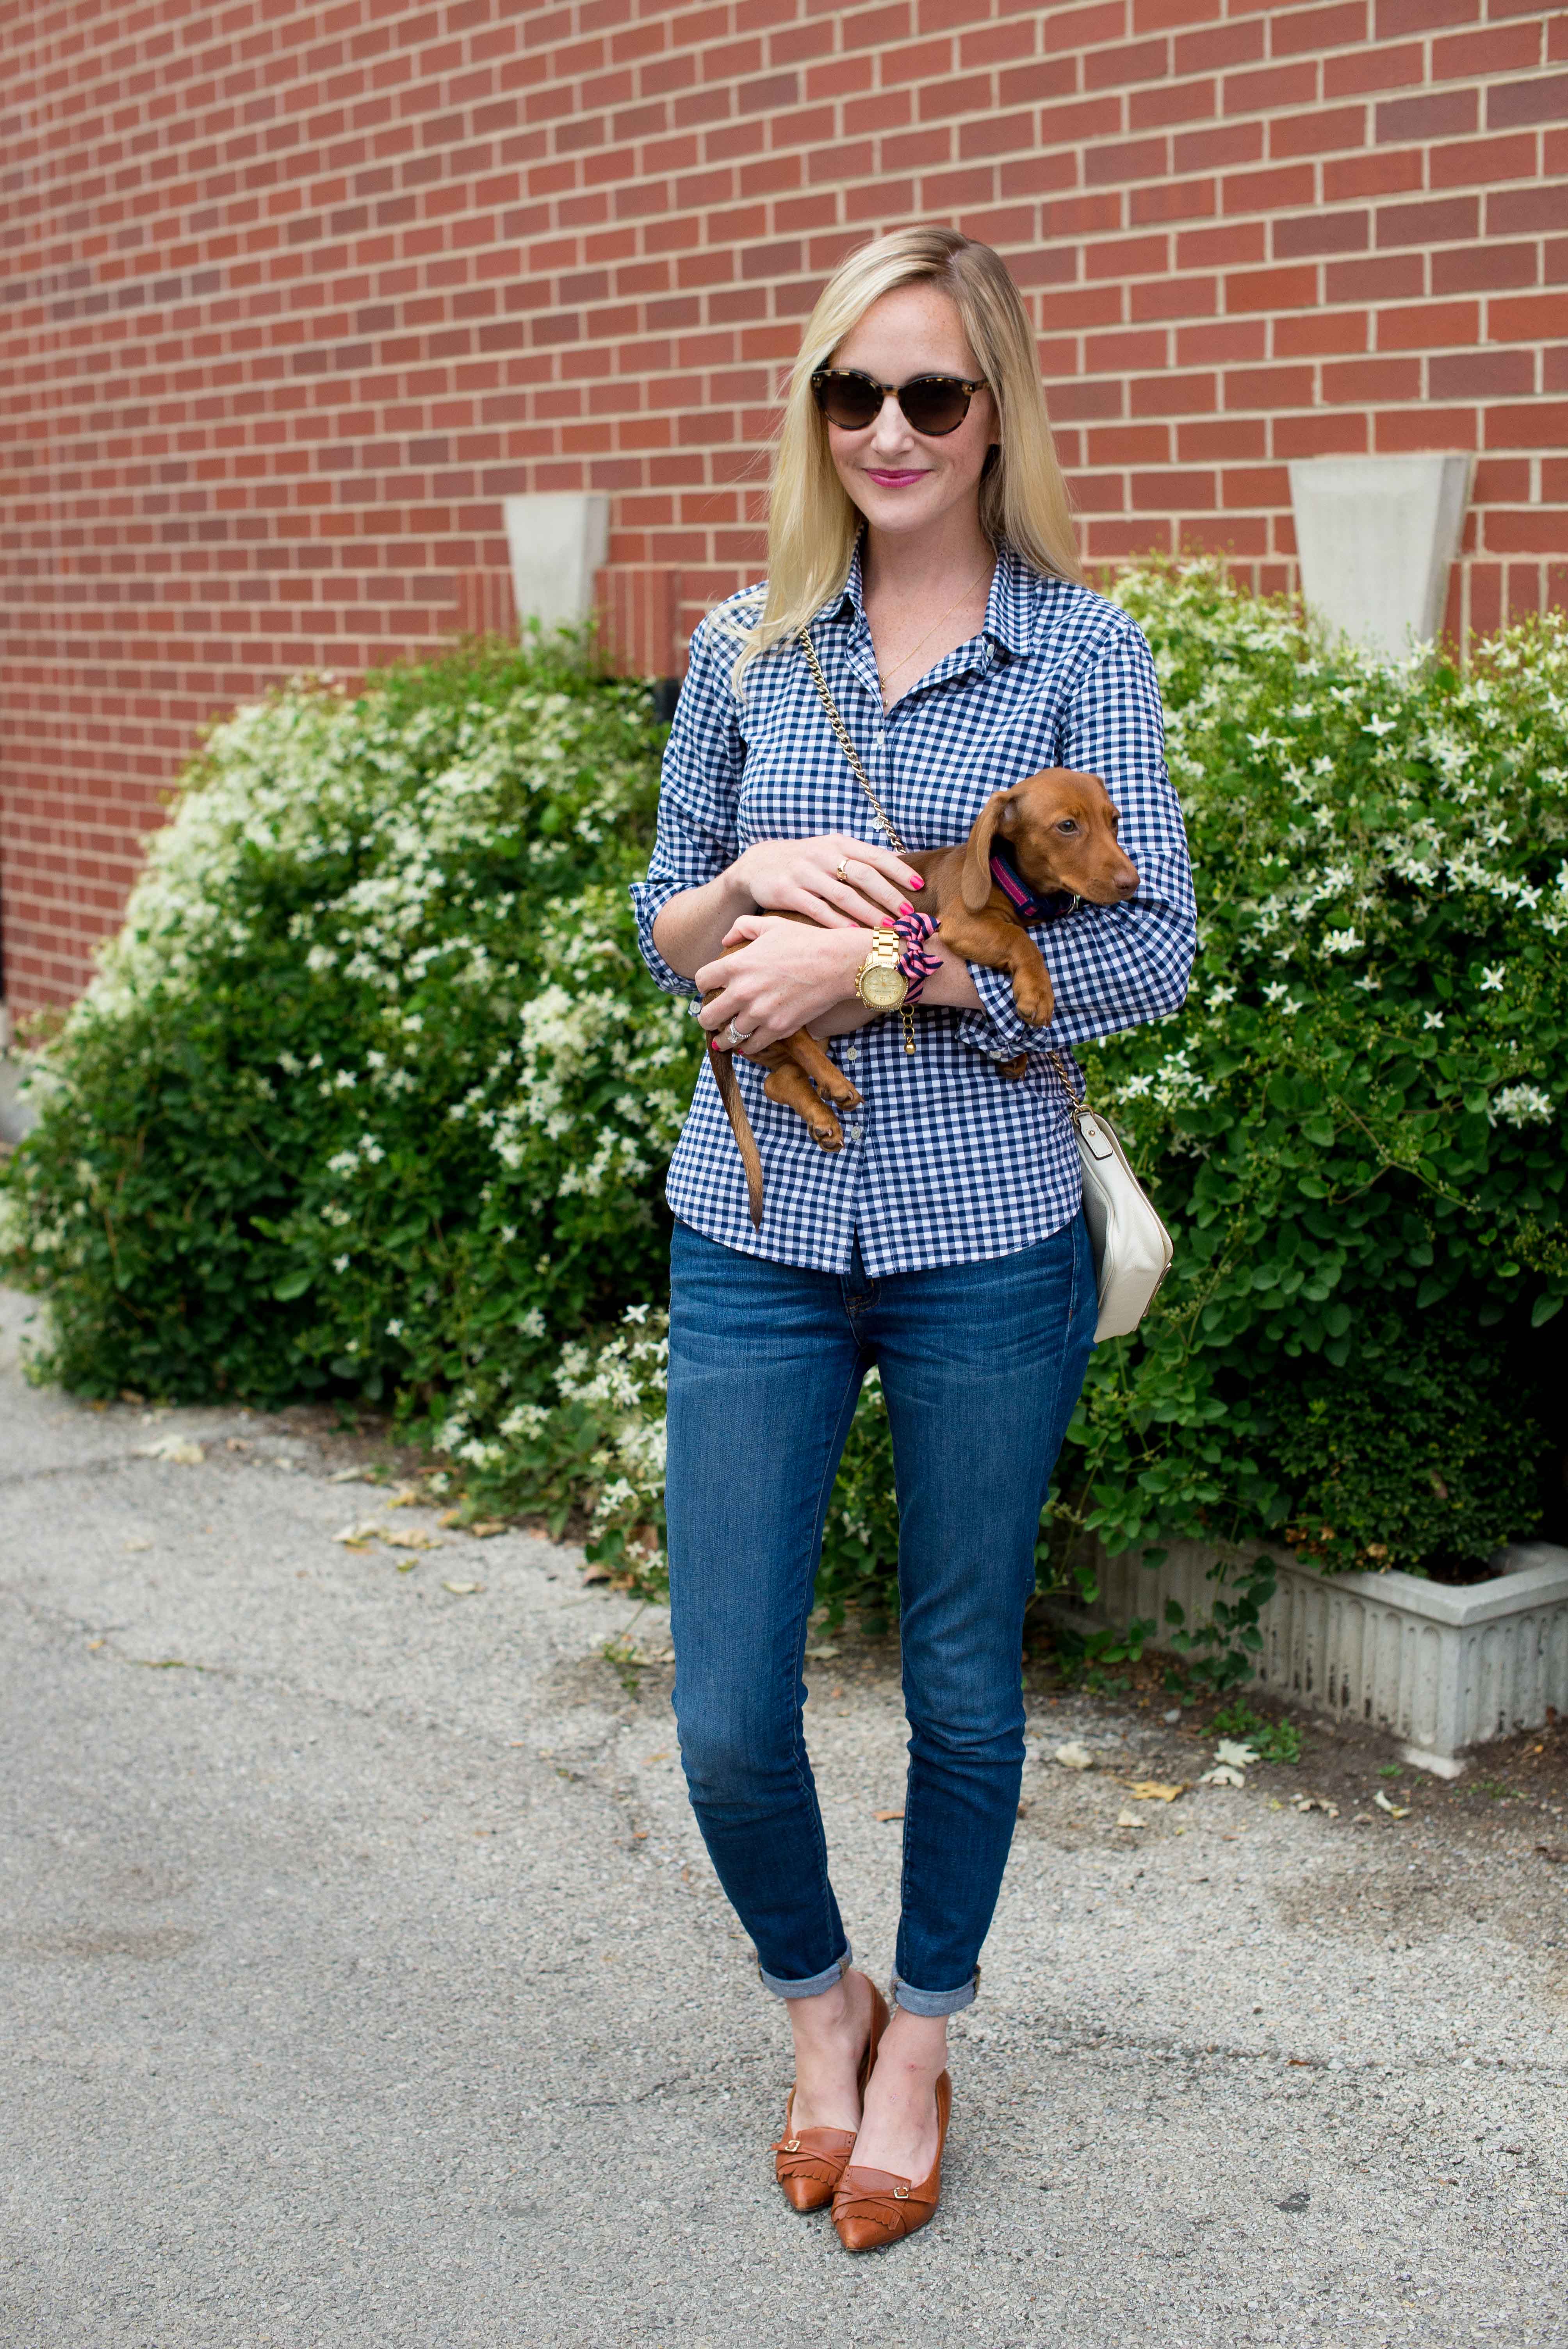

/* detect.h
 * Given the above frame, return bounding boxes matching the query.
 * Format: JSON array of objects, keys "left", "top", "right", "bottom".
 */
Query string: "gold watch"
[{"left": 855, "top": 929, "right": 909, "bottom": 1013}]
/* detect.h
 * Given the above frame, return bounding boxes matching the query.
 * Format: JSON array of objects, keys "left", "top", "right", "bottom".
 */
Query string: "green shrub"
[
  {"left": 5, "top": 571, "right": 1564, "bottom": 1633},
  {"left": 0, "top": 638, "right": 699, "bottom": 1412},
  {"left": 1076, "top": 566, "right": 1566, "bottom": 1585}
]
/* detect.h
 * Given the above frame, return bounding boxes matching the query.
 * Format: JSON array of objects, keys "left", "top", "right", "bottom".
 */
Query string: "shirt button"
[
  {"left": 848, "top": 1121, "right": 863, "bottom": 1142},
  {"left": 845, "top": 1046, "right": 858, "bottom": 1064}
]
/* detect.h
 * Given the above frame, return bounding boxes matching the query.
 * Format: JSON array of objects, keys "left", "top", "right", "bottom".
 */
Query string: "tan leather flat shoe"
[
  {"left": 831, "top": 2068, "right": 952, "bottom": 2252},
  {"left": 772, "top": 1972, "right": 890, "bottom": 2213}
]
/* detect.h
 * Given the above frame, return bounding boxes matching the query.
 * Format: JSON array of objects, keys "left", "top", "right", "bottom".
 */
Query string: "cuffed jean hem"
[
  {"left": 758, "top": 1946, "right": 853, "bottom": 2001},
  {"left": 890, "top": 1967, "right": 978, "bottom": 2018}
]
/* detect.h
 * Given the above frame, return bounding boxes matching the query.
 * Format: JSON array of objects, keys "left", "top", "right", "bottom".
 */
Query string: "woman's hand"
[
  {"left": 697, "top": 916, "right": 880, "bottom": 1055},
  {"left": 734, "top": 834, "right": 926, "bottom": 929}
]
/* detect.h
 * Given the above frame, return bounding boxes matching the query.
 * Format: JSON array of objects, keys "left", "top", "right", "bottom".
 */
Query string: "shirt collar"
[{"left": 819, "top": 535, "right": 1039, "bottom": 661}]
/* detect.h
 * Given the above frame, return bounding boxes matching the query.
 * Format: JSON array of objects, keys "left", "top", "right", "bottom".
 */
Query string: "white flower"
[
  {"left": 333, "top": 1253, "right": 350, "bottom": 1273},
  {"left": 1479, "top": 965, "right": 1506, "bottom": 992},
  {"left": 1489, "top": 1083, "right": 1555, "bottom": 1128},
  {"left": 385, "top": 1319, "right": 403, "bottom": 1337},
  {"left": 1363, "top": 714, "right": 1397, "bottom": 739},
  {"left": 1262, "top": 981, "right": 1290, "bottom": 1005},
  {"left": 1423, "top": 1011, "right": 1445, "bottom": 1030}
]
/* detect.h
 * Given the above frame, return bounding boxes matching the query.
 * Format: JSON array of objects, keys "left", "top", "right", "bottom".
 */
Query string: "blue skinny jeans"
[{"left": 664, "top": 1212, "right": 1097, "bottom": 2016}]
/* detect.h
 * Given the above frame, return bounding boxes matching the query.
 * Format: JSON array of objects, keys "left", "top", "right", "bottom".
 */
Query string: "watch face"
[{"left": 861, "top": 964, "right": 907, "bottom": 1010}]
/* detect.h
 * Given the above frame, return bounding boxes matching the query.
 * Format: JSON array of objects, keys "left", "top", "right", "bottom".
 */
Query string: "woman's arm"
[
  {"left": 633, "top": 611, "right": 929, "bottom": 1009},
  {"left": 652, "top": 832, "right": 929, "bottom": 984},
  {"left": 702, "top": 915, "right": 982, "bottom": 1052}
]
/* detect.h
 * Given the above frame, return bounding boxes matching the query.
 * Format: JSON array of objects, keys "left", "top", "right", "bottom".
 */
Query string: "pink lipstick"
[{"left": 865, "top": 469, "right": 927, "bottom": 486}]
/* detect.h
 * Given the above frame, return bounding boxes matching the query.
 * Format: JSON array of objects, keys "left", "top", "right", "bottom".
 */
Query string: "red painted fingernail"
[
  {"left": 909, "top": 875, "right": 924, "bottom": 888},
  {"left": 880, "top": 916, "right": 895, "bottom": 928},
  {"left": 898, "top": 900, "right": 913, "bottom": 916}
]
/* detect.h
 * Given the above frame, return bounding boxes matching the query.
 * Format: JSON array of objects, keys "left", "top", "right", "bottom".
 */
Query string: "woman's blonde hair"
[{"left": 724, "top": 225, "right": 1083, "bottom": 686}]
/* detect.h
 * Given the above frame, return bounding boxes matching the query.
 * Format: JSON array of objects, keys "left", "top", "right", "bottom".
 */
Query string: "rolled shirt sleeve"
[
  {"left": 629, "top": 614, "right": 747, "bottom": 1000},
  {"left": 955, "top": 612, "right": 1197, "bottom": 1063}
]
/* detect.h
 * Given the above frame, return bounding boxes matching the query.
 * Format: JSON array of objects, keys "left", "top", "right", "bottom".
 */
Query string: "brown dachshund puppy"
[{"left": 707, "top": 766, "right": 1139, "bottom": 1227}]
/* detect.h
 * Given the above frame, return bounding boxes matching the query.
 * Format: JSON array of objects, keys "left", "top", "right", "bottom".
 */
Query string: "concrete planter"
[{"left": 1080, "top": 1537, "right": 1568, "bottom": 1769}]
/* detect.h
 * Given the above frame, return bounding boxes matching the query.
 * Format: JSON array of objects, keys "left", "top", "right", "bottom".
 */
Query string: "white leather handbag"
[{"left": 1048, "top": 1052, "right": 1174, "bottom": 1341}]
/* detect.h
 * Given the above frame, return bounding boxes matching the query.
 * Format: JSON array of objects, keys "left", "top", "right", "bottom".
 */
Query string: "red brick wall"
[{"left": 2, "top": 0, "right": 1565, "bottom": 1009}]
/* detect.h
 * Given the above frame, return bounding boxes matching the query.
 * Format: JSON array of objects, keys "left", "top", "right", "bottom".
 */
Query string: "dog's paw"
[
  {"left": 806, "top": 1114, "right": 845, "bottom": 1152},
  {"left": 816, "top": 1074, "right": 862, "bottom": 1110},
  {"left": 1013, "top": 970, "right": 1055, "bottom": 1026}
]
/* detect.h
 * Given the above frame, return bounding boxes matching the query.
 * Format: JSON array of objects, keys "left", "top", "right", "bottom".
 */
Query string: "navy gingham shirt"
[{"left": 629, "top": 543, "right": 1196, "bottom": 1277}]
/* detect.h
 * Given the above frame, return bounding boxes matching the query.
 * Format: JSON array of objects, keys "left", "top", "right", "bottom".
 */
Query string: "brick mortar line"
[
  {"left": 0, "top": 114, "right": 1556, "bottom": 217},
  {"left": 5, "top": 202, "right": 1557, "bottom": 307},
  {"left": 4, "top": 37, "right": 1563, "bottom": 162}
]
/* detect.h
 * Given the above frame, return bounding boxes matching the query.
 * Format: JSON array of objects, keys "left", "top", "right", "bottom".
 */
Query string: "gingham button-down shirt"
[{"left": 629, "top": 543, "right": 1196, "bottom": 1277}]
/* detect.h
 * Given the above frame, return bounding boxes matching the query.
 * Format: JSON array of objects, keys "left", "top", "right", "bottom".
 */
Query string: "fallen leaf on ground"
[
  {"left": 1128, "top": 1780, "right": 1185, "bottom": 1802},
  {"left": 225, "top": 1437, "right": 251, "bottom": 1453},
  {"left": 875, "top": 1809, "right": 905, "bottom": 1823},
  {"left": 1292, "top": 1795, "right": 1340, "bottom": 1817},
  {"left": 328, "top": 1466, "right": 369, "bottom": 1485},
  {"left": 581, "top": 1563, "right": 613, "bottom": 1585},
  {"left": 805, "top": 1644, "right": 840, "bottom": 1659},
  {"left": 135, "top": 1435, "right": 205, "bottom": 1466},
  {"left": 1214, "top": 1739, "right": 1258, "bottom": 1768},
  {"left": 441, "top": 1579, "right": 483, "bottom": 1597},
  {"left": 124, "top": 1536, "right": 153, "bottom": 1554},
  {"left": 1199, "top": 1763, "right": 1246, "bottom": 1788},
  {"left": 1115, "top": 1807, "right": 1147, "bottom": 1829},
  {"left": 332, "top": 1518, "right": 383, "bottom": 1547},
  {"left": 1054, "top": 1741, "right": 1094, "bottom": 1771},
  {"left": 384, "top": 1483, "right": 422, "bottom": 1510},
  {"left": 469, "top": 1520, "right": 508, "bottom": 1538},
  {"left": 381, "top": 1525, "right": 439, "bottom": 1552},
  {"left": 1374, "top": 1790, "right": 1410, "bottom": 1818},
  {"left": 1536, "top": 1845, "right": 1568, "bottom": 1863}
]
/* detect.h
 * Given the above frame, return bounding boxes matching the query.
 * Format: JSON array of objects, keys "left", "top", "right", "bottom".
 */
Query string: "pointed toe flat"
[
  {"left": 772, "top": 1973, "right": 890, "bottom": 2213},
  {"left": 831, "top": 2069, "right": 951, "bottom": 2253}
]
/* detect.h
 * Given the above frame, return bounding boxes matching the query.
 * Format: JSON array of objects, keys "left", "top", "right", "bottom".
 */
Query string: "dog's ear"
[{"left": 962, "top": 790, "right": 1014, "bottom": 911}]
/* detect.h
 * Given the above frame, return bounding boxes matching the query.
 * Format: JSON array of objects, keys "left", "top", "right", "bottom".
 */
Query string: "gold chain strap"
[
  {"left": 1044, "top": 1047, "right": 1085, "bottom": 1124},
  {"left": 798, "top": 627, "right": 917, "bottom": 1055}
]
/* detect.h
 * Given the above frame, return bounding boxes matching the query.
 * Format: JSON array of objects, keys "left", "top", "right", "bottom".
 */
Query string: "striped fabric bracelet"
[{"left": 893, "top": 908, "right": 943, "bottom": 1004}]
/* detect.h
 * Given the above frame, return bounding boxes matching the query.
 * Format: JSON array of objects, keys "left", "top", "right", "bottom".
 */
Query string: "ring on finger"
[
  {"left": 726, "top": 1019, "right": 754, "bottom": 1048},
  {"left": 836, "top": 855, "right": 852, "bottom": 883}
]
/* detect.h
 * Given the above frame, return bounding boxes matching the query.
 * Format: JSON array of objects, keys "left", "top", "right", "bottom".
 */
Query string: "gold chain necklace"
[{"left": 873, "top": 563, "right": 993, "bottom": 702}]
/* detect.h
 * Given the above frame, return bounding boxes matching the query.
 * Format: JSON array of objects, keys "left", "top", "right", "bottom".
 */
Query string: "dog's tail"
[{"left": 707, "top": 1038, "right": 764, "bottom": 1228}]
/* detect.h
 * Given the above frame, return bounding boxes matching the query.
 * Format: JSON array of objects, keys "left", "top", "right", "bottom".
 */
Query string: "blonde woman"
[{"left": 631, "top": 227, "right": 1195, "bottom": 2250}]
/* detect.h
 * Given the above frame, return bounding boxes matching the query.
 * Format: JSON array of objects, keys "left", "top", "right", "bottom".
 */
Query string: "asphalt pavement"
[{"left": 3, "top": 1281, "right": 1567, "bottom": 2349}]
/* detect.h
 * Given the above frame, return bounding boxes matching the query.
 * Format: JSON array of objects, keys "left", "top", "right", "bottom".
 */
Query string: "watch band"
[{"left": 855, "top": 930, "right": 907, "bottom": 1006}]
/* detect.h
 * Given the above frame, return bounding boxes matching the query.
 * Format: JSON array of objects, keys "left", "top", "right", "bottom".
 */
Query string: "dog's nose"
[{"left": 1115, "top": 870, "right": 1139, "bottom": 899}]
